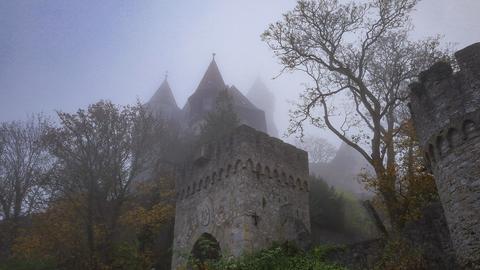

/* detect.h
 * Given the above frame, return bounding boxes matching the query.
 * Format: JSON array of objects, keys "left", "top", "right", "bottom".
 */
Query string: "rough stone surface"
[
  {"left": 171, "top": 125, "right": 311, "bottom": 269},
  {"left": 409, "top": 42, "right": 480, "bottom": 269},
  {"left": 402, "top": 202, "right": 459, "bottom": 269}
]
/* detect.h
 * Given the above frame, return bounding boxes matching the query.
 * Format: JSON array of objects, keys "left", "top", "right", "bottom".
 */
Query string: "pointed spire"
[
  {"left": 194, "top": 55, "right": 226, "bottom": 96},
  {"left": 148, "top": 74, "right": 180, "bottom": 116}
]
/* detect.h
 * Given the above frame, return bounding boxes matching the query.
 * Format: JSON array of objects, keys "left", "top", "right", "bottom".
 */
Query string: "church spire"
[
  {"left": 194, "top": 54, "right": 226, "bottom": 96},
  {"left": 151, "top": 78, "right": 177, "bottom": 107},
  {"left": 147, "top": 72, "right": 180, "bottom": 118}
]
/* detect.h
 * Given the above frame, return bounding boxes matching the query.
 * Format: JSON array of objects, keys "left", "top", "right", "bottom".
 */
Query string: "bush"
[
  {"left": 191, "top": 242, "right": 345, "bottom": 270},
  {"left": 309, "top": 175, "right": 345, "bottom": 232},
  {"left": 309, "top": 175, "right": 378, "bottom": 241},
  {"left": 0, "top": 258, "right": 56, "bottom": 270},
  {"left": 374, "top": 237, "right": 426, "bottom": 270},
  {"left": 108, "top": 243, "right": 150, "bottom": 270}
]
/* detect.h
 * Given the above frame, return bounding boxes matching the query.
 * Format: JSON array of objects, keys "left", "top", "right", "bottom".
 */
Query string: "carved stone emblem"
[
  {"left": 198, "top": 201, "right": 212, "bottom": 226},
  {"left": 214, "top": 205, "right": 227, "bottom": 226}
]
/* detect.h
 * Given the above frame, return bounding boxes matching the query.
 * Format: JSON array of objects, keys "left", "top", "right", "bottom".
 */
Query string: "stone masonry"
[
  {"left": 409, "top": 42, "right": 480, "bottom": 269},
  {"left": 171, "top": 125, "right": 311, "bottom": 269}
]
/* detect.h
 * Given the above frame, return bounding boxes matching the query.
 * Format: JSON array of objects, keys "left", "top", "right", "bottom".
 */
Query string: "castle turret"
[
  {"left": 182, "top": 56, "right": 267, "bottom": 134},
  {"left": 409, "top": 42, "right": 480, "bottom": 268},
  {"left": 182, "top": 57, "right": 227, "bottom": 132},
  {"left": 147, "top": 76, "right": 180, "bottom": 120},
  {"left": 247, "top": 78, "right": 279, "bottom": 137}
]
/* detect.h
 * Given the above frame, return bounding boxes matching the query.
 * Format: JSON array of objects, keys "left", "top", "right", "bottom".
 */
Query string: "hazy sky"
[{"left": 1, "top": 0, "right": 479, "bottom": 145}]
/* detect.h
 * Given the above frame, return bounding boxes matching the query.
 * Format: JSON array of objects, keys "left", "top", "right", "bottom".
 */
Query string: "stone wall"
[
  {"left": 171, "top": 125, "right": 310, "bottom": 269},
  {"left": 409, "top": 42, "right": 480, "bottom": 268}
]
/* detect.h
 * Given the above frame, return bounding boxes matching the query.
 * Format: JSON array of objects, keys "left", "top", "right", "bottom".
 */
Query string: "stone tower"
[
  {"left": 171, "top": 125, "right": 311, "bottom": 269},
  {"left": 247, "top": 78, "right": 279, "bottom": 137},
  {"left": 409, "top": 43, "right": 480, "bottom": 268}
]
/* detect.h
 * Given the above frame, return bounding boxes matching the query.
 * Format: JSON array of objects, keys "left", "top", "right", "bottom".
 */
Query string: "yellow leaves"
[
  {"left": 121, "top": 203, "right": 174, "bottom": 232},
  {"left": 375, "top": 236, "right": 426, "bottom": 270},
  {"left": 11, "top": 199, "right": 84, "bottom": 261},
  {"left": 12, "top": 233, "right": 44, "bottom": 259}
]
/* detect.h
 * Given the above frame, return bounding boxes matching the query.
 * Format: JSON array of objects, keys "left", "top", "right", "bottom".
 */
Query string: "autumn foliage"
[{"left": 0, "top": 101, "right": 177, "bottom": 270}]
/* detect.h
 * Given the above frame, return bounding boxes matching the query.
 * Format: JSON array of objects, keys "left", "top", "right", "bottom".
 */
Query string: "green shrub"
[
  {"left": 309, "top": 175, "right": 346, "bottom": 232},
  {"left": 191, "top": 242, "right": 346, "bottom": 270},
  {"left": 374, "top": 237, "right": 426, "bottom": 270},
  {"left": 0, "top": 258, "right": 56, "bottom": 270},
  {"left": 109, "top": 242, "right": 150, "bottom": 270},
  {"left": 340, "top": 192, "right": 378, "bottom": 238}
]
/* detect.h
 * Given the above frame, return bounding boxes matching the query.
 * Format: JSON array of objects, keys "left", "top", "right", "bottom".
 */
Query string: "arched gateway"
[{"left": 190, "top": 233, "right": 221, "bottom": 268}]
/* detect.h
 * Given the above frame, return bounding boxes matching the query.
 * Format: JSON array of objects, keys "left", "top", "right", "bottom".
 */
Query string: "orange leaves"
[
  {"left": 121, "top": 203, "right": 174, "bottom": 233},
  {"left": 12, "top": 199, "right": 85, "bottom": 262}
]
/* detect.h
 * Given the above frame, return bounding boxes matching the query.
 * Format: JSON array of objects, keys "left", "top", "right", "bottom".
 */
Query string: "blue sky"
[{"left": 1, "top": 0, "right": 480, "bottom": 143}]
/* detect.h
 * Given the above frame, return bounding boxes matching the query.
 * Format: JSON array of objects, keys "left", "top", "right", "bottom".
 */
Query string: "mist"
[{"left": 1, "top": 0, "right": 480, "bottom": 147}]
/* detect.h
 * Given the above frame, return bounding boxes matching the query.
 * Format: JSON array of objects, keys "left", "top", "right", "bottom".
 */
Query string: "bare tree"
[
  {"left": 43, "top": 101, "right": 169, "bottom": 268},
  {"left": 0, "top": 116, "right": 52, "bottom": 255},
  {"left": 262, "top": 0, "right": 450, "bottom": 229},
  {"left": 291, "top": 136, "right": 336, "bottom": 164}
]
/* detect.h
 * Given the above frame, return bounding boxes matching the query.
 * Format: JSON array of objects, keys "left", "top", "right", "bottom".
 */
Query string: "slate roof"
[{"left": 147, "top": 78, "right": 180, "bottom": 119}]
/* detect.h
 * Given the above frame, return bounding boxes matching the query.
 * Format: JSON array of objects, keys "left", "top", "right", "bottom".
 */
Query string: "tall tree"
[
  {"left": 0, "top": 116, "right": 52, "bottom": 256},
  {"left": 43, "top": 101, "right": 167, "bottom": 268},
  {"left": 262, "top": 0, "right": 449, "bottom": 229}
]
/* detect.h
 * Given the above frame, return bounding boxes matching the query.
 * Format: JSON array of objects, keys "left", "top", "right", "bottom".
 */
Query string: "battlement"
[
  {"left": 455, "top": 42, "right": 480, "bottom": 75},
  {"left": 409, "top": 43, "right": 480, "bottom": 151},
  {"left": 176, "top": 125, "right": 309, "bottom": 200}
]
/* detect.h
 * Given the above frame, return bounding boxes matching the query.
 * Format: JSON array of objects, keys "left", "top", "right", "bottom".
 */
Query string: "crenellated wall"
[
  {"left": 409, "top": 42, "right": 480, "bottom": 269},
  {"left": 171, "top": 125, "right": 310, "bottom": 269}
]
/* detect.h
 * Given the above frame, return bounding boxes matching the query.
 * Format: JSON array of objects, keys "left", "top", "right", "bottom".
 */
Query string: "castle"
[
  {"left": 147, "top": 57, "right": 311, "bottom": 269},
  {"left": 409, "top": 43, "right": 480, "bottom": 269},
  {"left": 147, "top": 57, "right": 269, "bottom": 137}
]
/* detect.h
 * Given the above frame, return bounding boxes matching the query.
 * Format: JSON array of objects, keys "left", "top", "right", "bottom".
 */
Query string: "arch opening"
[{"left": 191, "top": 233, "right": 221, "bottom": 267}]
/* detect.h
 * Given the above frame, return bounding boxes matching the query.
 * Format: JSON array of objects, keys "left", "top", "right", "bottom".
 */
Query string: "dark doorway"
[{"left": 191, "top": 233, "right": 221, "bottom": 268}]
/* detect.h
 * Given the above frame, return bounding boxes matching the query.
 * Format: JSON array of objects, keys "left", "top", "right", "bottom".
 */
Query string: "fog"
[{"left": 1, "top": 0, "right": 480, "bottom": 146}]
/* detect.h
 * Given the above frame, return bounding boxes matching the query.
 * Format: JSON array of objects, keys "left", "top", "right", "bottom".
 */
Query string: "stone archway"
[{"left": 190, "top": 233, "right": 221, "bottom": 268}]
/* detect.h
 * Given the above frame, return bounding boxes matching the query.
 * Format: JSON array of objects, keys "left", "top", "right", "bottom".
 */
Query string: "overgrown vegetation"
[
  {"left": 188, "top": 242, "right": 345, "bottom": 270},
  {"left": 373, "top": 236, "right": 426, "bottom": 270},
  {"left": 309, "top": 175, "right": 378, "bottom": 243},
  {"left": 0, "top": 101, "right": 177, "bottom": 269},
  {"left": 309, "top": 175, "right": 345, "bottom": 232}
]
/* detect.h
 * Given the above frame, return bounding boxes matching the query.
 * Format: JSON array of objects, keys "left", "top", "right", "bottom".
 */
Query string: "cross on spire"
[
  {"left": 165, "top": 70, "right": 168, "bottom": 81},
  {"left": 212, "top": 53, "right": 216, "bottom": 60}
]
